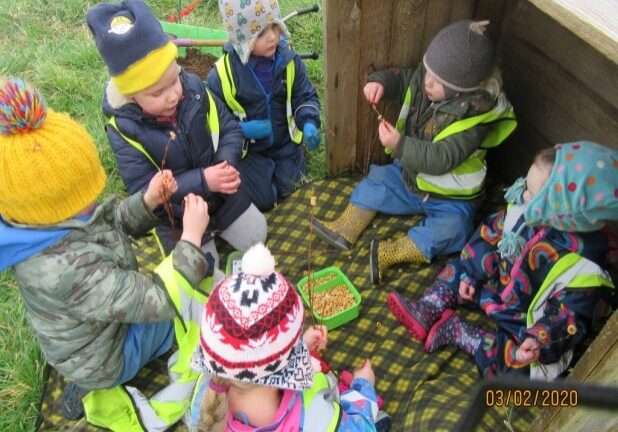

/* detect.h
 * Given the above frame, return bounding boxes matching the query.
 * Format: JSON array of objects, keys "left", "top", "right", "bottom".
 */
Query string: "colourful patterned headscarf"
[{"left": 499, "top": 141, "right": 618, "bottom": 258}]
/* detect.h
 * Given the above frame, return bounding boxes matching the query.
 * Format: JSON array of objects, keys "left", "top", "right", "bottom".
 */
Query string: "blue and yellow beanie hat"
[
  {"left": 499, "top": 141, "right": 618, "bottom": 257},
  {"left": 87, "top": 0, "right": 178, "bottom": 95},
  {"left": 0, "top": 78, "right": 106, "bottom": 225}
]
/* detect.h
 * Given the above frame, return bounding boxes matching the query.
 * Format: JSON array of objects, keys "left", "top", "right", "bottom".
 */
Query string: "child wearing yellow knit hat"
[
  {"left": 87, "top": 0, "right": 266, "bottom": 268},
  {"left": 0, "top": 77, "right": 214, "bottom": 423}
]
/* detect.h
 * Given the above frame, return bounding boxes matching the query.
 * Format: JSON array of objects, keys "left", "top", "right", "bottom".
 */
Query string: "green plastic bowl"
[
  {"left": 159, "top": 21, "right": 227, "bottom": 57},
  {"left": 225, "top": 250, "right": 243, "bottom": 276},
  {"left": 297, "top": 267, "right": 361, "bottom": 330}
]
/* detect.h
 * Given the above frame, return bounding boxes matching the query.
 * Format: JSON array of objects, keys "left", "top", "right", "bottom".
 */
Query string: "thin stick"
[
  {"left": 371, "top": 103, "right": 386, "bottom": 122},
  {"left": 161, "top": 132, "right": 178, "bottom": 242},
  {"left": 306, "top": 188, "right": 318, "bottom": 328}
]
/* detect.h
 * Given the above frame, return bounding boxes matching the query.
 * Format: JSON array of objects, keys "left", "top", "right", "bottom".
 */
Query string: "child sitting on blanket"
[
  {"left": 87, "top": 0, "right": 266, "bottom": 264},
  {"left": 0, "top": 77, "right": 213, "bottom": 424},
  {"left": 190, "top": 243, "right": 391, "bottom": 431},
  {"left": 312, "top": 20, "right": 516, "bottom": 284},
  {"left": 387, "top": 142, "right": 617, "bottom": 379},
  {"left": 207, "top": 0, "right": 321, "bottom": 211}
]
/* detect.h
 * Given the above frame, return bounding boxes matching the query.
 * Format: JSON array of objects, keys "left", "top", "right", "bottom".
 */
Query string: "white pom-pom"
[{"left": 241, "top": 243, "right": 276, "bottom": 276}]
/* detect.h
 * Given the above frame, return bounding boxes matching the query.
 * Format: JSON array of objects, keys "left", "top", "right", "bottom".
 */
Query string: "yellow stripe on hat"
[{"left": 112, "top": 41, "right": 178, "bottom": 95}]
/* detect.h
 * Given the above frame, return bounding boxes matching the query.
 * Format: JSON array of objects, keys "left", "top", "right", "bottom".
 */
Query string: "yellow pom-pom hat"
[
  {"left": 0, "top": 78, "right": 106, "bottom": 225},
  {"left": 87, "top": 0, "right": 178, "bottom": 95}
]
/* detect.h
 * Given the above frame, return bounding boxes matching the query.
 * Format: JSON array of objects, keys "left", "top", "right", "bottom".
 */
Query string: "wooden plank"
[
  {"left": 474, "top": 0, "right": 509, "bottom": 41},
  {"left": 500, "top": 37, "right": 618, "bottom": 149},
  {"left": 506, "top": 0, "right": 618, "bottom": 109},
  {"left": 554, "top": 0, "right": 618, "bottom": 42},
  {"left": 324, "top": 0, "right": 362, "bottom": 174},
  {"left": 529, "top": 0, "right": 618, "bottom": 63},
  {"left": 355, "top": 0, "right": 430, "bottom": 174},
  {"left": 354, "top": 0, "right": 397, "bottom": 174},
  {"left": 421, "top": 0, "right": 452, "bottom": 53},
  {"left": 448, "top": 0, "right": 475, "bottom": 23}
]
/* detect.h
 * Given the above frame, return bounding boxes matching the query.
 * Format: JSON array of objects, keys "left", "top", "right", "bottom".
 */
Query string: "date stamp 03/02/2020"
[{"left": 485, "top": 389, "right": 579, "bottom": 407}]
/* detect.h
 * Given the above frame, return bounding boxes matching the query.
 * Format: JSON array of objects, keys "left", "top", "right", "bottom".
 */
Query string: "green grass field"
[{"left": 0, "top": 1, "right": 323, "bottom": 429}]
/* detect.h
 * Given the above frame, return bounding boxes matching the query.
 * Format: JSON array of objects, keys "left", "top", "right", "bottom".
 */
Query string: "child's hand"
[
  {"left": 459, "top": 280, "right": 476, "bottom": 302},
  {"left": 353, "top": 359, "right": 375, "bottom": 385},
  {"left": 364, "top": 82, "right": 384, "bottom": 105},
  {"left": 303, "top": 325, "right": 328, "bottom": 351},
  {"left": 144, "top": 170, "right": 177, "bottom": 209},
  {"left": 181, "top": 193, "right": 209, "bottom": 247},
  {"left": 303, "top": 122, "right": 321, "bottom": 151},
  {"left": 203, "top": 161, "right": 241, "bottom": 194},
  {"left": 378, "top": 121, "right": 400, "bottom": 149},
  {"left": 515, "top": 338, "right": 540, "bottom": 365}
]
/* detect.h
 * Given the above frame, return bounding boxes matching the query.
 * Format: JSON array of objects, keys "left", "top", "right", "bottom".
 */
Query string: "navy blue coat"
[
  {"left": 103, "top": 70, "right": 250, "bottom": 251},
  {"left": 207, "top": 40, "right": 320, "bottom": 210}
]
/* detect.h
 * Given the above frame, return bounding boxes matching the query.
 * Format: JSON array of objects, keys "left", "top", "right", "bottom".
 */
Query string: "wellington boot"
[
  {"left": 370, "top": 236, "right": 428, "bottom": 284},
  {"left": 312, "top": 203, "right": 376, "bottom": 250}
]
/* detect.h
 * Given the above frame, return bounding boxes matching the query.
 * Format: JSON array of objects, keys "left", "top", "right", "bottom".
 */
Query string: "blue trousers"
[
  {"left": 238, "top": 146, "right": 306, "bottom": 211},
  {"left": 114, "top": 320, "right": 174, "bottom": 385},
  {"left": 350, "top": 162, "right": 477, "bottom": 260}
]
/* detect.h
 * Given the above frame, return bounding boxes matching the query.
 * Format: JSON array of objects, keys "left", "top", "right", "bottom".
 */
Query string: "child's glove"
[
  {"left": 303, "top": 122, "right": 320, "bottom": 150},
  {"left": 240, "top": 119, "right": 272, "bottom": 140}
]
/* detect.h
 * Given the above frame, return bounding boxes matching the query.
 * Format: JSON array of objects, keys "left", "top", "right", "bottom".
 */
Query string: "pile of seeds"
[
  {"left": 307, "top": 272, "right": 337, "bottom": 287},
  {"left": 310, "top": 285, "right": 356, "bottom": 318}
]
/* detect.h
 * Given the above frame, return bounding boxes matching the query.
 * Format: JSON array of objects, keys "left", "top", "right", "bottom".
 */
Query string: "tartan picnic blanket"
[{"left": 37, "top": 176, "right": 539, "bottom": 431}]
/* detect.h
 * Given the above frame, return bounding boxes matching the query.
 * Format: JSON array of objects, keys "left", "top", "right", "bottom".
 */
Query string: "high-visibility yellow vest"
[
  {"left": 396, "top": 86, "right": 517, "bottom": 199},
  {"left": 301, "top": 372, "right": 341, "bottom": 431},
  {"left": 108, "top": 88, "right": 221, "bottom": 162},
  {"left": 83, "top": 252, "right": 213, "bottom": 431},
  {"left": 526, "top": 253, "right": 614, "bottom": 380},
  {"left": 214, "top": 53, "right": 303, "bottom": 145}
]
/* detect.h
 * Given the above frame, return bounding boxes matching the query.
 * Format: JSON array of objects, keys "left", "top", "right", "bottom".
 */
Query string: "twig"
[{"left": 161, "top": 132, "right": 179, "bottom": 242}]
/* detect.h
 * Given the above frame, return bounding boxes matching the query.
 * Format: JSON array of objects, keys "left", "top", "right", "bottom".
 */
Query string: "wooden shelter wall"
[{"left": 490, "top": 0, "right": 618, "bottom": 181}]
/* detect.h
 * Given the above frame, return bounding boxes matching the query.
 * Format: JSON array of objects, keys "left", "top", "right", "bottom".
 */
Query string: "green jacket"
[
  {"left": 368, "top": 64, "right": 512, "bottom": 198},
  {"left": 13, "top": 192, "right": 210, "bottom": 389}
]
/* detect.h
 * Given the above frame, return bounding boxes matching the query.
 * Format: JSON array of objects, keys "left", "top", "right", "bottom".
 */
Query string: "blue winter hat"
[{"left": 87, "top": 0, "right": 178, "bottom": 95}]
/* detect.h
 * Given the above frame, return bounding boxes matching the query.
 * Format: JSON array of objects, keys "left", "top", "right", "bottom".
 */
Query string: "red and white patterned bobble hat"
[{"left": 193, "top": 243, "right": 313, "bottom": 390}]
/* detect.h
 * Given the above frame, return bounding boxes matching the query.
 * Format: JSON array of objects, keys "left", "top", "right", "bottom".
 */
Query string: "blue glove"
[
  {"left": 240, "top": 120, "right": 272, "bottom": 140},
  {"left": 303, "top": 122, "right": 320, "bottom": 151}
]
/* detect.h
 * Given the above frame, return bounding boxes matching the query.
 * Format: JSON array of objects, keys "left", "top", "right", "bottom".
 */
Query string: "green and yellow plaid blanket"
[{"left": 38, "top": 177, "right": 538, "bottom": 431}]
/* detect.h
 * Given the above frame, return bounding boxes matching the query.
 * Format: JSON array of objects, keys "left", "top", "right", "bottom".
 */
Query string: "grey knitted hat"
[{"left": 423, "top": 20, "right": 495, "bottom": 93}]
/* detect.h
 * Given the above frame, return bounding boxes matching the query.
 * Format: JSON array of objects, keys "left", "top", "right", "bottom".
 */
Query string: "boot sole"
[
  {"left": 386, "top": 292, "right": 428, "bottom": 342},
  {"left": 424, "top": 309, "right": 455, "bottom": 353},
  {"left": 311, "top": 219, "right": 352, "bottom": 250}
]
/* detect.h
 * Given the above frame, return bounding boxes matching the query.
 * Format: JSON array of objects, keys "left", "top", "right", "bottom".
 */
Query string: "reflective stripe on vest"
[
  {"left": 107, "top": 89, "right": 220, "bottom": 160},
  {"left": 526, "top": 253, "right": 613, "bottom": 380},
  {"left": 214, "top": 53, "right": 303, "bottom": 144},
  {"left": 302, "top": 372, "right": 341, "bottom": 431},
  {"left": 83, "top": 253, "right": 213, "bottom": 431},
  {"left": 396, "top": 88, "right": 517, "bottom": 199}
]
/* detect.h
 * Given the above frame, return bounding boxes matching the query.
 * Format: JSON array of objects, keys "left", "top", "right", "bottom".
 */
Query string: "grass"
[{"left": 0, "top": 1, "right": 324, "bottom": 430}]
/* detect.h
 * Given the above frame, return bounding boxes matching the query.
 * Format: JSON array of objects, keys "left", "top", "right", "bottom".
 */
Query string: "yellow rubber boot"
[
  {"left": 312, "top": 203, "right": 376, "bottom": 250},
  {"left": 370, "top": 236, "right": 429, "bottom": 284}
]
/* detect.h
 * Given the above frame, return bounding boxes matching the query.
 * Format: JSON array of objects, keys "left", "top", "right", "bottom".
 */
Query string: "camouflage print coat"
[{"left": 12, "top": 192, "right": 211, "bottom": 389}]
